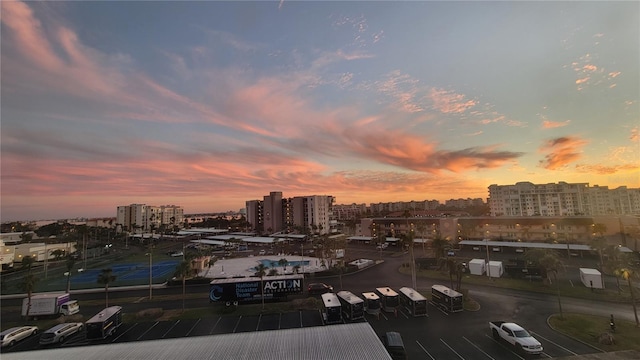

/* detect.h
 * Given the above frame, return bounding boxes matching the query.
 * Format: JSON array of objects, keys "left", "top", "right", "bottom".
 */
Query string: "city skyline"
[{"left": 1, "top": 1, "right": 638, "bottom": 222}]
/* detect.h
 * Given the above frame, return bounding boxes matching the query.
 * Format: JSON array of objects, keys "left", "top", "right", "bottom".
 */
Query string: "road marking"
[
  {"left": 416, "top": 340, "right": 436, "bottom": 360},
  {"left": 278, "top": 312, "right": 282, "bottom": 330},
  {"left": 136, "top": 321, "right": 158, "bottom": 341},
  {"left": 232, "top": 316, "right": 242, "bottom": 333},
  {"left": 380, "top": 312, "right": 389, "bottom": 320},
  {"left": 185, "top": 318, "right": 201, "bottom": 336},
  {"left": 299, "top": 311, "right": 303, "bottom": 328},
  {"left": 112, "top": 323, "right": 137, "bottom": 342},
  {"left": 162, "top": 320, "right": 180, "bottom": 338},
  {"left": 462, "top": 336, "right": 495, "bottom": 360},
  {"left": 440, "top": 338, "right": 465, "bottom": 359},
  {"left": 209, "top": 317, "right": 221, "bottom": 335},
  {"left": 256, "top": 314, "right": 262, "bottom": 331},
  {"left": 531, "top": 331, "right": 578, "bottom": 356},
  {"left": 484, "top": 334, "right": 525, "bottom": 360}
]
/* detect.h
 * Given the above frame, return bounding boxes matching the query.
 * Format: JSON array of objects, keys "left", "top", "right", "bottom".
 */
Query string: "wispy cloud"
[{"left": 574, "top": 163, "right": 639, "bottom": 175}]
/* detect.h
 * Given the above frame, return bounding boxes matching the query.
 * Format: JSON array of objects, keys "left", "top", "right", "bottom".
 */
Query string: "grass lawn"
[{"left": 549, "top": 313, "right": 640, "bottom": 352}]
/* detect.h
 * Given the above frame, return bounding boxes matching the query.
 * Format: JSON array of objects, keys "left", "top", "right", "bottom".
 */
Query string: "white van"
[
  {"left": 39, "top": 322, "right": 84, "bottom": 345},
  {"left": 0, "top": 326, "right": 38, "bottom": 347}
]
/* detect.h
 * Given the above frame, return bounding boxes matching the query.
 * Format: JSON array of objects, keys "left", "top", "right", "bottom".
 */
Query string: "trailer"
[
  {"left": 362, "top": 292, "right": 381, "bottom": 318},
  {"left": 85, "top": 306, "right": 122, "bottom": 340},
  {"left": 336, "top": 290, "right": 364, "bottom": 321},
  {"left": 398, "top": 287, "right": 428, "bottom": 317},
  {"left": 375, "top": 287, "right": 399, "bottom": 315},
  {"left": 21, "top": 293, "right": 80, "bottom": 319},
  {"left": 209, "top": 274, "right": 303, "bottom": 304},
  {"left": 321, "top": 293, "right": 342, "bottom": 324},
  {"left": 468, "top": 259, "right": 485, "bottom": 275},
  {"left": 580, "top": 268, "right": 604, "bottom": 289},
  {"left": 487, "top": 261, "right": 504, "bottom": 278},
  {"left": 430, "top": 285, "right": 463, "bottom": 313}
]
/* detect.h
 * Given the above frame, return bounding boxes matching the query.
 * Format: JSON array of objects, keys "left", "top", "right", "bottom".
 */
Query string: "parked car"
[
  {"left": 382, "top": 331, "right": 407, "bottom": 360},
  {"left": 376, "top": 243, "right": 388, "bottom": 250},
  {"left": 258, "top": 250, "right": 266, "bottom": 256},
  {"left": 0, "top": 326, "right": 38, "bottom": 348},
  {"left": 39, "top": 322, "right": 84, "bottom": 345},
  {"left": 307, "top": 283, "right": 333, "bottom": 295}
]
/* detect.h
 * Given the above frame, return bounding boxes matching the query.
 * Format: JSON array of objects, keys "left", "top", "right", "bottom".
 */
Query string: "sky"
[{"left": 1, "top": 1, "right": 638, "bottom": 222}]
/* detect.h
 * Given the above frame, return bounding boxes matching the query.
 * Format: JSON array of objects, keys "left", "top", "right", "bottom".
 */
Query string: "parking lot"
[{"left": 2, "top": 299, "right": 602, "bottom": 359}]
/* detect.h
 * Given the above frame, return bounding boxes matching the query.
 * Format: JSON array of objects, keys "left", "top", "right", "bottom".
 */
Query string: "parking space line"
[
  {"left": 256, "top": 314, "right": 262, "bottom": 331},
  {"left": 136, "top": 321, "right": 159, "bottom": 341},
  {"left": 531, "top": 331, "right": 578, "bottom": 356},
  {"left": 278, "top": 313, "right": 282, "bottom": 330},
  {"left": 399, "top": 310, "right": 409, "bottom": 319},
  {"left": 112, "top": 323, "right": 137, "bottom": 342},
  {"left": 462, "top": 336, "right": 495, "bottom": 360},
  {"left": 299, "top": 311, "right": 303, "bottom": 328},
  {"left": 232, "top": 316, "right": 242, "bottom": 333},
  {"left": 416, "top": 340, "right": 436, "bottom": 360},
  {"left": 162, "top": 320, "right": 180, "bottom": 338},
  {"left": 440, "top": 338, "right": 465, "bottom": 359},
  {"left": 185, "top": 319, "right": 201, "bottom": 337},
  {"left": 484, "top": 334, "right": 525, "bottom": 360},
  {"left": 380, "top": 312, "right": 389, "bottom": 320},
  {"left": 209, "top": 317, "right": 221, "bottom": 335}
]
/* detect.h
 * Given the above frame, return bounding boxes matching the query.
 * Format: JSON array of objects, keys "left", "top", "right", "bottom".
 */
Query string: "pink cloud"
[{"left": 538, "top": 136, "right": 588, "bottom": 170}]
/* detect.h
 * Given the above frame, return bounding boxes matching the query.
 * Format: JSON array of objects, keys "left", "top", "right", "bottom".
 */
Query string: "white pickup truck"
[{"left": 489, "top": 321, "right": 543, "bottom": 355}]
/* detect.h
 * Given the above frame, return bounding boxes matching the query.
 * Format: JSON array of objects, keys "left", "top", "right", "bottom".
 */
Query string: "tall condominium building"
[
  {"left": 445, "top": 198, "right": 485, "bottom": 208},
  {"left": 116, "top": 204, "right": 184, "bottom": 232},
  {"left": 263, "top": 191, "right": 284, "bottom": 234},
  {"left": 488, "top": 182, "right": 640, "bottom": 217},
  {"left": 333, "top": 203, "right": 367, "bottom": 221},
  {"left": 245, "top": 192, "right": 335, "bottom": 235}
]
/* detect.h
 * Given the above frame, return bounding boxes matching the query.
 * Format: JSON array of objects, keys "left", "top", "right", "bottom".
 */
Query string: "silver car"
[
  {"left": 39, "top": 322, "right": 83, "bottom": 345},
  {"left": 0, "top": 326, "right": 38, "bottom": 347}
]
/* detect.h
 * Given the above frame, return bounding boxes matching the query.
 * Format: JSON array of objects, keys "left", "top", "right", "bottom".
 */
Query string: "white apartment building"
[
  {"left": 116, "top": 204, "right": 184, "bottom": 232},
  {"left": 488, "top": 182, "right": 640, "bottom": 217}
]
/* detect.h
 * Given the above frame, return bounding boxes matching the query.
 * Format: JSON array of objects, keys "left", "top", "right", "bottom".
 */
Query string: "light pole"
[
  {"left": 485, "top": 237, "right": 492, "bottom": 278},
  {"left": 147, "top": 238, "right": 153, "bottom": 300}
]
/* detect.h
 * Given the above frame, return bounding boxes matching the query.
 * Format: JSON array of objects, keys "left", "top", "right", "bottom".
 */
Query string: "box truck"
[
  {"left": 487, "top": 261, "right": 504, "bottom": 278},
  {"left": 21, "top": 293, "right": 80, "bottom": 319}
]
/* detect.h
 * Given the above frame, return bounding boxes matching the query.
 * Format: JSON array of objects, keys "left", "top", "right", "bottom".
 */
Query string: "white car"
[
  {"left": 39, "top": 322, "right": 84, "bottom": 345},
  {"left": 258, "top": 250, "right": 266, "bottom": 255},
  {"left": 0, "top": 326, "right": 38, "bottom": 348}
]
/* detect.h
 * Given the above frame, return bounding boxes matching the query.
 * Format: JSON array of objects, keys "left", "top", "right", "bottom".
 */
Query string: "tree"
[
  {"left": 254, "top": 263, "right": 268, "bottom": 310},
  {"left": 175, "top": 260, "right": 191, "bottom": 313},
  {"left": 268, "top": 268, "right": 279, "bottom": 276},
  {"left": 293, "top": 264, "right": 301, "bottom": 274},
  {"left": 431, "top": 236, "right": 448, "bottom": 261},
  {"left": 97, "top": 268, "right": 116, "bottom": 307},
  {"left": 589, "top": 236, "right": 608, "bottom": 271},
  {"left": 613, "top": 265, "right": 639, "bottom": 327},
  {"left": 278, "top": 258, "right": 288, "bottom": 272},
  {"left": 526, "top": 249, "right": 565, "bottom": 319}
]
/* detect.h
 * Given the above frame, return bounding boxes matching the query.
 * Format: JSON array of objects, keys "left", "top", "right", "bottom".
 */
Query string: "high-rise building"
[{"left": 263, "top": 191, "right": 283, "bottom": 234}]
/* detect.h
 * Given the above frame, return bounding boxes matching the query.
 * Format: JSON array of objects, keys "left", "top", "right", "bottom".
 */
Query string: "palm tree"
[
  {"left": 278, "top": 258, "right": 288, "bottom": 272},
  {"left": 293, "top": 264, "right": 301, "bottom": 274},
  {"left": 20, "top": 256, "right": 36, "bottom": 319},
  {"left": 254, "top": 263, "right": 268, "bottom": 310},
  {"left": 613, "top": 266, "right": 639, "bottom": 326},
  {"left": 431, "top": 236, "right": 448, "bottom": 261},
  {"left": 175, "top": 260, "right": 191, "bottom": 312},
  {"left": 97, "top": 268, "right": 116, "bottom": 307},
  {"left": 268, "top": 268, "right": 279, "bottom": 276}
]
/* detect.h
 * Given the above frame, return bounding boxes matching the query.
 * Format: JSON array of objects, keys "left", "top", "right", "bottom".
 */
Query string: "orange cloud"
[
  {"left": 631, "top": 128, "right": 639, "bottom": 142},
  {"left": 538, "top": 136, "right": 588, "bottom": 170},
  {"left": 542, "top": 120, "right": 571, "bottom": 129}
]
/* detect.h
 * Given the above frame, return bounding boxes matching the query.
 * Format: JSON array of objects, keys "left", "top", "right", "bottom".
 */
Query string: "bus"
[
  {"left": 85, "top": 306, "right": 122, "bottom": 340},
  {"left": 336, "top": 291, "right": 364, "bottom": 321},
  {"left": 375, "top": 287, "right": 399, "bottom": 315},
  {"left": 321, "top": 293, "right": 342, "bottom": 324},
  {"left": 398, "top": 287, "right": 428, "bottom": 317},
  {"left": 362, "top": 292, "right": 381, "bottom": 318},
  {"left": 430, "top": 285, "right": 463, "bottom": 313}
]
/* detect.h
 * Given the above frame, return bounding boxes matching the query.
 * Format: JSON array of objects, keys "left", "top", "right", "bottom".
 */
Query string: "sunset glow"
[{"left": 1, "top": 1, "right": 638, "bottom": 221}]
